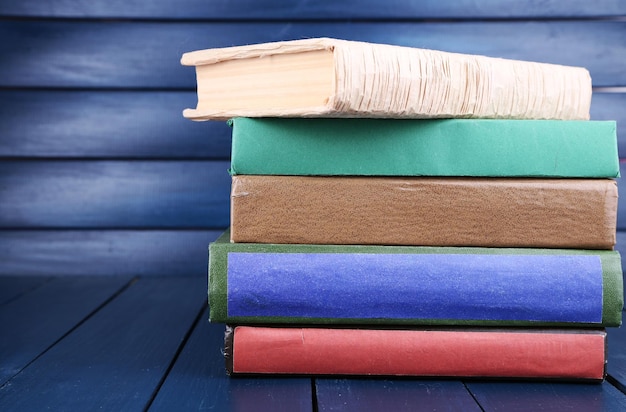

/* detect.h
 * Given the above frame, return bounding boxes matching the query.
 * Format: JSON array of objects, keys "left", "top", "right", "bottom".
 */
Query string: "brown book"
[
  {"left": 181, "top": 38, "right": 591, "bottom": 121},
  {"left": 230, "top": 176, "right": 617, "bottom": 249}
]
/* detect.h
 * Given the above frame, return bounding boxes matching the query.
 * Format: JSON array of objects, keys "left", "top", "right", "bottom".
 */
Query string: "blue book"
[{"left": 208, "top": 231, "right": 624, "bottom": 327}]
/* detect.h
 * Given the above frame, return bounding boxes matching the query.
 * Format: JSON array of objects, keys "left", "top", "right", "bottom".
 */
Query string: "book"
[
  {"left": 229, "top": 118, "right": 619, "bottom": 178},
  {"left": 230, "top": 175, "right": 618, "bottom": 249},
  {"left": 225, "top": 326, "right": 607, "bottom": 381},
  {"left": 208, "top": 231, "right": 624, "bottom": 327},
  {"left": 181, "top": 38, "right": 592, "bottom": 121}
]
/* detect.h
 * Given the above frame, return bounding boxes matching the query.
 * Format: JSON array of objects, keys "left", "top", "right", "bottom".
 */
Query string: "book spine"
[
  {"left": 228, "top": 326, "right": 607, "bottom": 380},
  {"left": 230, "top": 176, "right": 618, "bottom": 249},
  {"left": 208, "top": 237, "right": 624, "bottom": 327},
  {"left": 230, "top": 118, "right": 619, "bottom": 178}
]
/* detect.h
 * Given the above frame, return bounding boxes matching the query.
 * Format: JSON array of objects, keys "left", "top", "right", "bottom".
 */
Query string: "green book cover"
[
  {"left": 208, "top": 231, "right": 624, "bottom": 327},
  {"left": 229, "top": 118, "right": 619, "bottom": 178}
]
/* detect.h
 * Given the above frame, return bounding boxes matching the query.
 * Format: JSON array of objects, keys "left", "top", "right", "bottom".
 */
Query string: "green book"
[
  {"left": 229, "top": 118, "right": 619, "bottom": 177},
  {"left": 208, "top": 231, "right": 623, "bottom": 327}
]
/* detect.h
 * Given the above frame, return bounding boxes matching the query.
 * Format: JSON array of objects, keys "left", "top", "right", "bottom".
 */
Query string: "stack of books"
[{"left": 182, "top": 38, "right": 624, "bottom": 381}]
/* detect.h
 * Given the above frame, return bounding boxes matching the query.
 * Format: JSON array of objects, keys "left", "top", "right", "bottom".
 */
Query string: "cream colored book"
[{"left": 181, "top": 38, "right": 592, "bottom": 121}]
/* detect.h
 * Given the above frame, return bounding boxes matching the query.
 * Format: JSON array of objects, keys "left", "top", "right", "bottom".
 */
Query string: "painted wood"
[
  {"left": 607, "top": 313, "right": 626, "bottom": 393},
  {"left": 0, "top": 276, "right": 206, "bottom": 411},
  {"left": 1, "top": 0, "right": 625, "bottom": 19},
  {"left": 0, "top": 276, "right": 50, "bottom": 306},
  {"left": 0, "top": 90, "right": 230, "bottom": 159},
  {"left": 149, "top": 308, "right": 313, "bottom": 411},
  {"left": 466, "top": 380, "right": 626, "bottom": 411},
  {"left": 1, "top": 20, "right": 624, "bottom": 88},
  {"left": 0, "top": 230, "right": 222, "bottom": 276},
  {"left": 0, "top": 276, "right": 131, "bottom": 386},
  {"left": 316, "top": 379, "right": 481, "bottom": 412},
  {"left": 1, "top": 90, "right": 624, "bottom": 159},
  {"left": 0, "top": 160, "right": 230, "bottom": 228}
]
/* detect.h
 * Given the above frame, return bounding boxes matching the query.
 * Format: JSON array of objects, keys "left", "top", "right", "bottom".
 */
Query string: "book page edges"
[{"left": 182, "top": 38, "right": 592, "bottom": 121}]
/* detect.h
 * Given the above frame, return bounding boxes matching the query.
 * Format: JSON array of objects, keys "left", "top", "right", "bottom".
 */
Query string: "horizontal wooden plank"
[
  {"left": 316, "top": 379, "right": 481, "bottom": 411},
  {"left": 0, "top": 20, "right": 624, "bottom": 88},
  {"left": 0, "top": 230, "right": 222, "bottom": 276},
  {"left": 0, "top": 276, "right": 131, "bottom": 386},
  {"left": 1, "top": 0, "right": 625, "bottom": 19},
  {"left": 150, "top": 308, "right": 313, "bottom": 411},
  {"left": 0, "top": 90, "right": 230, "bottom": 159},
  {"left": 466, "top": 380, "right": 626, "bottom": 411},
  {"left": 1, "top": 90, "right": 624, "bottom": 159},
  {"left": 0, "top": 276, "right": 206, "bottom": 411},
  {"left": 0, "top": 160, "right": 230, "bottom": 228}
]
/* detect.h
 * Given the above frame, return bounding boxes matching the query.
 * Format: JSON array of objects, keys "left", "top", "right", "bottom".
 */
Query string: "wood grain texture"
[
  {"left": 466, "top": 380, "right": 626, "bottom": 411},
  {"left": 1, "top": 20, "right": 625, "bottom": 88},
  {"left": 316, "top": 379, "right": 481, "bottom": 412},
  {"left": 149, "top": 308, "right": 313, "bottom": 411},
  {"left": 1, "top": 0, "right": 625, "bottom": 19},
  {"left": 0, "top": 230, "right": 222, "bottom": 276},
  {"left": 0, "top": 90, "right": 230, "bottom": 159},
  {"left": 0, "top": 276, "right": 206, "bottom": 411},
  {"left": 0, "top": 275, "right": 50, "bottom": 306},
  {"left": 0, "top": 276, "right": 131, "bottom": 386},
  {"left": 0, "top": 160, "right": 230, "bottom": 228}
]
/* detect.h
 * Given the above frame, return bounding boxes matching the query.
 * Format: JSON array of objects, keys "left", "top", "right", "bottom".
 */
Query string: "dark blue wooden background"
[{"left": 1, "top": 1, "right": 625, "bottom": 277}]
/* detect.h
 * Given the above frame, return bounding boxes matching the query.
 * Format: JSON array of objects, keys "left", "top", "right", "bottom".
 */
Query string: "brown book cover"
[{"left": 230, "top": 176, "right": 617, "bottom": 249}]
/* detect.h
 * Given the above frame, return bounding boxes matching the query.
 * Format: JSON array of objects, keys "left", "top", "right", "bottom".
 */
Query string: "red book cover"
[{"left": 225, "top": 326, "right": 607, "bottom": 381}]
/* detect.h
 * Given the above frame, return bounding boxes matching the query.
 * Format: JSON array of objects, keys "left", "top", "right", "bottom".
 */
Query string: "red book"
[{"left": 225, "top": 326, "right": 607, "bottom": 381}]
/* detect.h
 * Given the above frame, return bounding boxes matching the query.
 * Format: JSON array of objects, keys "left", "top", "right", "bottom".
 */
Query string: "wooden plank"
[
  {"left": 608, "top": 315, "right": 626, "bottom": 393},
  {"left": 149, "top": 309, "right": 313, "bottom": 411},
  {"left": 0, "top": 276, "right": 205, "bottom": 411},
  {"left": 0, "top": 90, "right": 230, "bottom": 159},
  {"left": 0, "top": 276, "right": 131, "bottom": 386},
  {"left": 0, "top": 20, "right": 624, "bottom": 88},
  {"left": 0, "top": 276, "right": 50, "bottom": 306},
  {"left": 0, "top": 160, "right": 230, "bottom": 228},
  {"left": 0, "top": 230, "right": 223, "bottom": 277},
  {"left": 316, "top": 379, "right": 481, "bottom": 412},
  {"left": 1, "top": 0, "right": 625, "bottom": 19},
  {"left": 1, "top": 90, "right": 624, "bottom": 159},
  {"left": 466, "top": 380, "right": 626, "bottom": 411}
]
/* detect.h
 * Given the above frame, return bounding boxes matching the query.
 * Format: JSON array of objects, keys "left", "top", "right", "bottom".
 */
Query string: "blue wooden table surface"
[{"left": 1, "top": 1, "right": 626, "bottom": 410}]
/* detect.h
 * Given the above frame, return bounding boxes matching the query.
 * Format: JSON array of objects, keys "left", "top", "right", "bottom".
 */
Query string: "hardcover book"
[
  {"left": 225, "top": 326, "right": 608, "bottom": 381},
  {"left": 229, "top": 118, "right": 619, "bottom": 178},
  {"left": 181, "top": 38, "right": 592, "bottom": 121},
  {"left": 208, "top": 231, "right": 624, "bottom": 327},
  {"left": 230, "top": 176, "right": 618, "bottom": 249}
]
